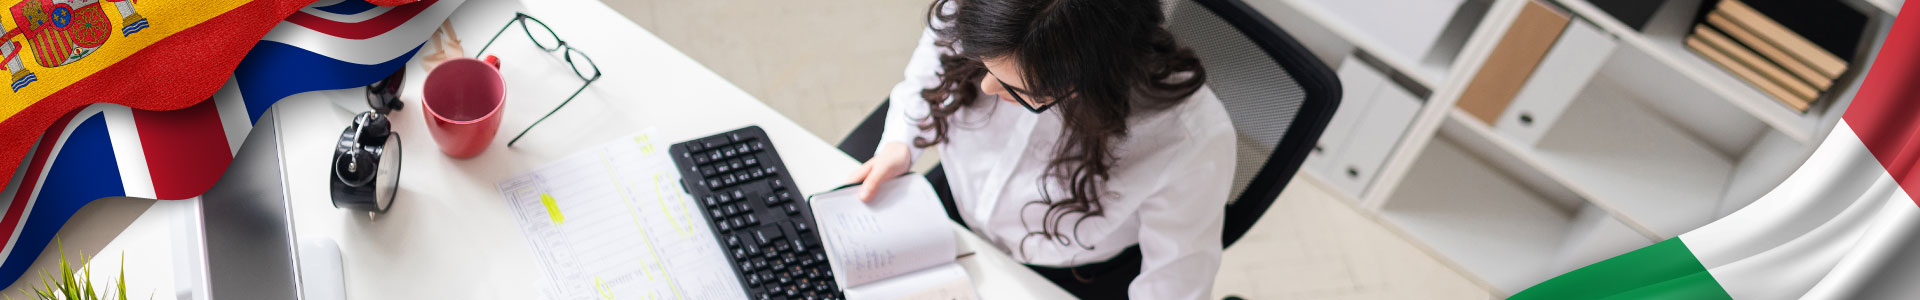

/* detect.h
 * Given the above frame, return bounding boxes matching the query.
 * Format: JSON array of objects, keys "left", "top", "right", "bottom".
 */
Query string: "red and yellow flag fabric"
[{"left": 0, "top": 0, "right": 315, "bottom": 192}]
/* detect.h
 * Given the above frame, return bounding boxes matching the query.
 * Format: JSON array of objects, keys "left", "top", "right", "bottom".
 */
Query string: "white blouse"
[{"left": 879, "top": 26, "right": 1237, "bottom": 299}]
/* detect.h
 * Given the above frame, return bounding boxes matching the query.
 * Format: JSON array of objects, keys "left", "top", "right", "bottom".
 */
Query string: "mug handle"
[{"left": 483, "top": 54, "right": 502, "bottom": 69}]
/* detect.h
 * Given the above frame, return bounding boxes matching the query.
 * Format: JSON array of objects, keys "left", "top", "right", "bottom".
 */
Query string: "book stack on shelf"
[{"left": 1684, "top": 0, "right": 1866, "bottom": 113}]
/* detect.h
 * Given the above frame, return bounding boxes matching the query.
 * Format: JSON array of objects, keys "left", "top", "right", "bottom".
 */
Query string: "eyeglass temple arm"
[{"left": 506, "top": 78, "right": 596, "bottom": 147}]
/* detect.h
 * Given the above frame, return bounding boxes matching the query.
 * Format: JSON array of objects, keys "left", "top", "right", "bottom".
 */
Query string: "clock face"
[{"left": 374, "top": 133, "right": 404, "bottom": 211}]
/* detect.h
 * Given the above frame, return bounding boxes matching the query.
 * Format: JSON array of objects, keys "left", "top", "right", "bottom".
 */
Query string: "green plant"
[{"left": 5, "top": 240, "right": 134, "bottom": 300}]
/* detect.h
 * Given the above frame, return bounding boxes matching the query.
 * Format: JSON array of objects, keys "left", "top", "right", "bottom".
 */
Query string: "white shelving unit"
[{"left": 1257, "top": 0, "right": 1898, "bottom": 295}]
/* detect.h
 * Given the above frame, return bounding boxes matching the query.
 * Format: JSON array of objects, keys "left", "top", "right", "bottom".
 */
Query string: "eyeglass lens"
[
  {"left": 564, "top": 47, "right": 600, "bottom": 81},
  {"left": 520, "top": 15, "right": 562, "bottom": 51}
]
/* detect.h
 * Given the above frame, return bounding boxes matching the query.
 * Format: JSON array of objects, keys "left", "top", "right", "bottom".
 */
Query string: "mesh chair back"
[{"left": 1167, "top": 0, "right": 1341, "bottom": 247}]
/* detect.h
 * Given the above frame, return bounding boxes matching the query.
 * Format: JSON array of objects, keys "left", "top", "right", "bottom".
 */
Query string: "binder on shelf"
[
  {"left": 1691, "top": 26, "right": 1817, "bottom": 101},
  {"left": 1703, "top": 13, "right": 1829, "bottom": 90},
  {"left": 1683, "top": 0, "right": 1868, "bottom": 113},
  {"left": 1494, "top": 20, "right": 1616, "bottom": 147},
  {"left": 1722, "top": 0, "right": 1867, "bottom": 67},
  {"left": 1707, "top": 0, "right": 1850, "bottom": 78},
  {"left": 1685, "top": 36, "right": 1809, "bottom": 111},
  {"left": 1457, "top": 0, "right": 1569, "bottom": 125}
]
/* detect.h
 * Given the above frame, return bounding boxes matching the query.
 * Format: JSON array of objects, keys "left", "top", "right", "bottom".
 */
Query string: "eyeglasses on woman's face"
[{"left": 985, "top": 69, "right": 1055, "bottom": 113}]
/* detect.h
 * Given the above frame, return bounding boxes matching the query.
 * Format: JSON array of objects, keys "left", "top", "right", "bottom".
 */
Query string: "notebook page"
[
  {"left": 811, "top": 176, "right": 958, "bottom": 287},
  {"left": 845, "top": 263, "right": 979, "bottom": 300},
  {"left": 497, "top": 128, "right": 745, "bottom": 300}
]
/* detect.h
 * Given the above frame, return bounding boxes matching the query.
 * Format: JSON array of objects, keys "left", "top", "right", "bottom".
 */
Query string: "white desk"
[{"left": 266, "top": 0, "right": 1074, "bottom": 299}]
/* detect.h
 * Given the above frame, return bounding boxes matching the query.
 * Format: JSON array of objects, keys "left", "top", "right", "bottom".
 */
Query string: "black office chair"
[
  {"left": 1168, "top": 0, "right": 1340, "bottom": 248},
  {"left": 838, "top": 0, "right": 1339, "bottom": 250}
]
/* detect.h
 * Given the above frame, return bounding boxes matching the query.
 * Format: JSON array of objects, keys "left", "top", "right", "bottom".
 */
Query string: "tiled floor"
[{"left": 602, "top": 0, "right": 1492, "bottom": 299}]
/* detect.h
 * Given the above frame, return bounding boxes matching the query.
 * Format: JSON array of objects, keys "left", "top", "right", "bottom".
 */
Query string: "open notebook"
[{"left": 809, "top": 175, "right": 980, "bottom": 300}]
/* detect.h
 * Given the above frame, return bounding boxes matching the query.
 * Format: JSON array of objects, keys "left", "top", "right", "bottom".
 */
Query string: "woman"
[{"left": 843, "top": 0, "right": 1236, "bottom": 298}]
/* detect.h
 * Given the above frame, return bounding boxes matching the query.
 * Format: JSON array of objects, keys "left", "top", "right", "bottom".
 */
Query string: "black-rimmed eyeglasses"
[
  {"left": 987, "top": 70, "right": 1054, "bottom": 113},
  {"left": 476, "top": 12, "right": 603, "bottom": 147}
]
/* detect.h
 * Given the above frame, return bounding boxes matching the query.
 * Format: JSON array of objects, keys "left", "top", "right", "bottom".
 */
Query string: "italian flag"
[{"left": 1512, "top": 3, "right": 1920, "bottom": 299}]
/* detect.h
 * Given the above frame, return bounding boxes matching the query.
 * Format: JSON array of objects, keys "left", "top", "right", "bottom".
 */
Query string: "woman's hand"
[{"left": 844, "top": 142, "right": 913, "bottom": 202}]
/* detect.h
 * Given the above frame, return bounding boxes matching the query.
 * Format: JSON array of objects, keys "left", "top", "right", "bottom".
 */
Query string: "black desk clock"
[
  {"left": 330, "top": 111, "right": 402, "bottom": 213},
  {"left": 331, "top": 70, "right": 406, "bottom": 214}
]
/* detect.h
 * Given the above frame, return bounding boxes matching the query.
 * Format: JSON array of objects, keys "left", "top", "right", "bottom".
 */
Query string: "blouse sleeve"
[
  {"left": 878, "top": 26, "right": 944, "bottom": 162},
  {"left": 1128, "top": 101, "right": 1236, "bottom": 299}
]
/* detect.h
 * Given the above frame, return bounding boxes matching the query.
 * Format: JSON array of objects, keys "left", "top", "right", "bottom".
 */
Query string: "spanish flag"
[{"left": 0, "top": 0, "right": 315, "bottom": 198}]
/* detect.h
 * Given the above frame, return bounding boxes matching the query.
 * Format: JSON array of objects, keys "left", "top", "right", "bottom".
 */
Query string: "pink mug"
[{"left": 422, "top": 57, "right": 505, "bottom": 159}]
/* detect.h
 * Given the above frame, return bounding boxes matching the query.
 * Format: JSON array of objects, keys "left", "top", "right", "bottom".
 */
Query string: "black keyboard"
[{"left": 670, "top": 126, "right": 842, "bottom": 300}]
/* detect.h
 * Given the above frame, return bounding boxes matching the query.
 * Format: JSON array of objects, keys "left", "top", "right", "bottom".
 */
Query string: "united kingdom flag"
[{"left": 0, "top": 0, "right": 461, "bottom": 287}]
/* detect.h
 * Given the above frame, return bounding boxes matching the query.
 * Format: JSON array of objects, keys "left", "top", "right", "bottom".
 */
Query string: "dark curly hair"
[{"left": 915, "top": 0, "right": 1206, "bottom": 260}]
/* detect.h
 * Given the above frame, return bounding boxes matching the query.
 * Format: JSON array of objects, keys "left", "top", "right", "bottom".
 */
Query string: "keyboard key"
[
  {"left": 755, "top": 227, "right": 783, "bottom": 245},
  {"left": 727, "top": 235, "right": 742, "bottom": 248},
  {"left": 701, "top": 166, "right": 717, "bottom": 177},
  {"left": 785, "top": 203, "right": 800, "bottom": 215},
  {"left": 765, "top": 196, "right": 781, "bottom": 206},
  {"left": 723, "top": 148, "right": 738, "bottom": 158},
  {"left": 702, "top": 136, "right": 729, "bottom": 148},
  {"left": 737, "top": 143, "right": 752, "bottom": 154},
  {"left": 735, "top": 203, "right": 752, "bottom": 214},
  {"left": 704, "top": 196, "right": 719, "bottom": 207},
  {"left": 751, "top": 169, "right": 766, "bottom": 178},
  {"left": 707, "top": 179, "right": 723, "bottom": 188},
  {"left": 793, "top": 221, "right": 810, "bottom": 233},
  {"left": 751, "top": 141, "right": 766, "bottom": 151},
  {"left": 730, "top": 160, "right": 746, "bottom": 172},
  {"left": 733, "top": 248, "right": 747, "bottom": 260},
  {"left": 745, "top": 214, "right": 759, "bottom": 225},
  {"left": 719, "top": 221, "right": 732, "bottom": 231},
  {"left": 729, "top": 132, "right": 744, "bottom": 142},
  {"left": 723, "top": 205, "right": 738, "bottom": 216},
  {"left": 744, "top": 157, "right": 759, "bottom": 166},
  {"left": 739, "top": 261, "right": 752, "bottom": 272},
  {"left": 723, "top": 176, "right": 738, "bottom": 186},
  {"left": 708, "top": 151, "right": 724, "bottom": 162},
  {"left": 717, "top": 162, "right": 732, "bottom": 173},
  {"left": 771, "top": 179, "right": 784, "bottom": 190},
  {"left": 731, "top": 218, "right": 746, "bottom": 229},
  {"left": 710, "top": 209, "right": 724, "bottom": 219},
  {"left": 732, "top": 190, "right": 746, "bottom": 199}
]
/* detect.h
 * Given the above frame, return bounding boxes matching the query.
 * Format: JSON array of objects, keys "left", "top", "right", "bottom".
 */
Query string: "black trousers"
[{"left": 838, "top": 103, "right": 1142, "bottom": 298}]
